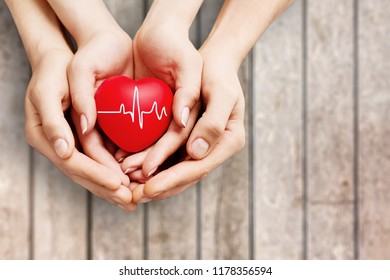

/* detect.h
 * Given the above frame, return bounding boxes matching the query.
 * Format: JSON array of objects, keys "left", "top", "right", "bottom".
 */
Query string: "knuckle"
[
  {"left": 203, "top": 117, "right": 225, "bottom": 139},
  {"left": 200, "top": 168, "right": 211, "bottom": 180},
  {"left": 42, "top": 120, "right": 59, "bottom": 137}
]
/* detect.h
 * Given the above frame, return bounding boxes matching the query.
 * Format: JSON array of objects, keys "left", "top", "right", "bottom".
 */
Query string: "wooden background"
[{"left": 1, "top": 0, "right": 389, "bottom": 260}]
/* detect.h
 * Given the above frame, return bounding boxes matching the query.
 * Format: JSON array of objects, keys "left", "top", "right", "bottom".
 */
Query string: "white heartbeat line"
[{"left": 97, "top": 86, "right": 168, "bottom": 129}]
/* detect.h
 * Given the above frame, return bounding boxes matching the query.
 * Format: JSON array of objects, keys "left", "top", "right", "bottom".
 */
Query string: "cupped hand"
[
  {"left": 25, "top": 49, "right": 136, "bottom": 211},
  {"left": 123, "top": 54, "right": 246, "bottom": 203},
  {"left": 117, "top": 19, "right": 202, "bottom": 178},
  {"left": 67, "top": 30, "right": 134, "bottom": 193}
]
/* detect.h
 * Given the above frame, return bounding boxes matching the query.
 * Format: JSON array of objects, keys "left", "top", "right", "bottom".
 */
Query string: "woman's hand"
[
  {"left": 67, "top": 30, "right": 133, "bottom": 190},
  {"left": 116, "top": 17, "right": 202, "bottom": 179},
  {"left": 25, "top": 49, "right": 136, "bottom": 211},
  {"left": 123, "top": 53, "right": 245, "bottom": 203}
]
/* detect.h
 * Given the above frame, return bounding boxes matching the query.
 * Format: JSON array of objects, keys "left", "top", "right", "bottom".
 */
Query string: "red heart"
[{"left": 95, "top": 76, "right": 173, "bottom": 152}]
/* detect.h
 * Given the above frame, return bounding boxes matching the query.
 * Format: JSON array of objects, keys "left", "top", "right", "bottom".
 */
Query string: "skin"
[
  {"left": 6, "top": 0, "right": 135, "bottom": 211},
  {"left": 123, "top": 0, "right": 293, "bottom": 203},
  {"left": 46, "top": 0, "right": 132, "bottom": 190},
  {"left": 7, "top": 0, "right": 293, "bottom": 210}
]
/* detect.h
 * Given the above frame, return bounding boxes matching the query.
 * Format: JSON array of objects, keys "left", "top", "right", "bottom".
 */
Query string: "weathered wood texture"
[
  {"left": 199, "top": 0, "right": 251, "bottom": 260},
  {"left": 359, "top": 0, "right": 390, "bottom": 259},
  {"left": 254, "top": 0, "right": 303, "bottom": 259},
  {"left": 33, "top": 153, "right": 88, "bottom": 259},
  {"left": 1, "top": 0, "right": 390, "bottom": 260},
  {"left": 306, "top": 0, "right": 355, "bottom": 259},
  {"left": 90, "top": 0, "right": 145, "bottom": 260},
  {"left": 142, "top": 0, "right": 198, "bottom": 260},
  {"left": 0, "top": 4, "right": 31, "bottom": 260}
]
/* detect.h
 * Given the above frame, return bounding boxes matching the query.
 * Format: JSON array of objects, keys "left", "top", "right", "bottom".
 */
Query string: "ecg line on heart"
[{"left": 97, "top": 86, "right": 167, "bottom": 129}]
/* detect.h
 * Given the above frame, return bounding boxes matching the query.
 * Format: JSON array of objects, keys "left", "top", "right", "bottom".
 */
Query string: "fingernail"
[
  {"left": 147, "top": 167, "right": 158, "bottom": 177},
  {"left": 80, "top": 114, "right": 88, "bottom": 134},
  {"left": 112, "top": 197, "right": 123, "bottom": 204},
  {"left": 138, "top": 197, "right": 152, "bottom": 204},
  {"left": 181, "top": 107, "right": 190, "bottom": 127},
  {"left": 124, "top": 168, "right": 131, "bottom": 174},
  {"left": 118, "top": 157, "right": 124, "bottom": 163},
  {"left": 191, "top": 138, "right": 209, "bottom": 159},
  {"left": 53, "top": 138, "right": 68, "bottom": 158},
  {"left": 151, "top": 191, "right": 162, "bottom": 198}
]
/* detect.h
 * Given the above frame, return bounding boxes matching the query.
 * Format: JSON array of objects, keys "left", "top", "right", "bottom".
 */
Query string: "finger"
[
  {"left": 67, "top": 56, "right": 97, "bottom": 135},
  {"left": 172, "top": 50, "right": 202, "bottom": 128},
  {"left": 71, "top": 109, "right": 130, "bottom": 187},
  {"left": 144, "top": 120, "right": 245, "bottom": 197},
  {"left": 121, "top": 147, "right": 151, "bottom": 174},
  {"left": 186, "top": 87, "right": 238, "bottom": 160},
  {"left": 103, "top": 137, "right": 119, "bottom": 156},
  {"left": 152, "top": 181, "right": 199, "bottom": 201},
  {"left": 115, "top": 149, "right": 131, "bottom": 163},
  {"left": 142, "top": 101, "right": 200, "bottom": 177},
  {"left": 128, "top": 169, "right": 148, "bottom": 183},
  {"left": 28, "top": 87, "right": 74, "bottom": 161},
  {"left": 115, "top": 203, "right": 138, "bottom": 212},
  {"left": 25, "top": 107, "right": 122, "bottom": 191},
  {"left": 132, "top": 183, "right": 150, "bottom": 203}
]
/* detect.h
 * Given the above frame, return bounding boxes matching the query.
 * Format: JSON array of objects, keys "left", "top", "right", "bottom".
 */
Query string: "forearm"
[
  {"left": 46, "top": 0, "right": 123, "bottom": 45},
  {"left": 143, "top": 0, "right": 204, "bottom": 30},
  {"left": 201, "top": 0, "right": 292, "bottom": 70},
  {"left": 5, "top": 0, "right": 70, "bottom": 70}
]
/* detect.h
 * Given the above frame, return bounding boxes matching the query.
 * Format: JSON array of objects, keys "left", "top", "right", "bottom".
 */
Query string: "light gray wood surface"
[
  {"left": 33, "top": 153, "right": 88, "bottom": 259},
  {"left": 198, "top": 0, "right": 251, "bottom": 260},
  {"left": 254, "top": 0, "right": 303, "bottom": 259},
  {"left": 145, "top": 0, "right": 198, "bottom": 260},
  {"left": 1, "top": 0, "right": 390, "bottom": 260},
  {"left": 306, "top": 0, "right": 355, "bottom": 259},
  {"left": 0, "top": 4, "right": 31, "bottom": 260},
  {"left": 91, "top": 0, "right": 145, "bottom": 260},
  {"left": 359, "top": 0, "right": 390, "bottom": 259}
]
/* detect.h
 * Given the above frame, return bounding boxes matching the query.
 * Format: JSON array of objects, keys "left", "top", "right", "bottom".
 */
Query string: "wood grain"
[
  {"left": 32, "top": 153, "right": 88, "bottom": 259},
  {"left": 0, "top": 4, "right": 31, "bottom": 260},
  {"left": 358, "top": 0, "right": 390, "bottom": 259},
  {"left": 254, "top": 0, "right": 304, "bottom": 259},
  {"left": 91, "top": 0, "right": 145, "bottom": 260},
  {"left": 145, "top": 0, "right": 199, "bottom": 260},
  {"left": 198, "top": 0, "right": 251, "bottom": 260},
  {"left": 306, "top": 0, "right": 354, "bottom": 259}
]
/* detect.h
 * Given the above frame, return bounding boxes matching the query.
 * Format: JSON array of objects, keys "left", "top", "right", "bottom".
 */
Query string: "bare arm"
[
  {"left": 5, "top": 0, "right": 69, "bottom": 69},
  {"left": 5, "top": 0, "right": 134, "bottom": 210},
  {"left": 201, "top": 0, "right": 293, "bottom": 69},
  {"left": 46, "top": 0, "right": 123, "bottom": 45}
]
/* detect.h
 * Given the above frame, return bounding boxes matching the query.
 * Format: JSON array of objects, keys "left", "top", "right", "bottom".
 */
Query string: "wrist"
[
  {"left": 46, "top": 0, "right": 126, "bottom": 46},
  {"left": 30, "top": 47, "right": 73, "bottom": 71},
  {"left": 144, "top": 0, "right": 203, "bottom": 30},
  {"left": 200, "top": 41, "right": 242, "bottom": 72}
]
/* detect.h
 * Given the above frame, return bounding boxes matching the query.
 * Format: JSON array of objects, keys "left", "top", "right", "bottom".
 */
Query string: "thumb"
[
  {"left": 186, "top": 86, "right": 237, "bottom": 160},
  {"left": 172, "top": 53, "right": 202, "bottom": 128},
  {"left": 68, "top": 58, "right": 97, "bottom": 135},
  {"left": 34, "top": 92, "right": 75, "bottom": 159}
]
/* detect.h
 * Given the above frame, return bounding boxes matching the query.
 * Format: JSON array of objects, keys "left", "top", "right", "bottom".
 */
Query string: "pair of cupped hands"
[{"left": 26, "top": 17, "right": 245, "bottom": 212}]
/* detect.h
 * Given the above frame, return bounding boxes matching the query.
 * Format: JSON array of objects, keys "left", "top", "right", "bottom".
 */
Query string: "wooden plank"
[
  {"left": 359, "top": 0, "right": 390, "bottom": 259},
  {"left": 198, "top": 0, "right": 251, "bottom": 260},
  {"left": 306, "top": 0, "right": 354, "bottom": 259},
  {"left": 33, "top": 153, "right": 88, "bottom": 259},
  {"left": 91, "top": 0, "right": 145, "bottom": 260},
  {"left": 0, "top": 3, "right": 31, "bottom": 260},
  {"left": 145, "top": 0, "right": 199, "bottom": 260},
  {"left": 254, "top": 1, "right": 303, "bottom": 259},
  {"left": 104, "top": 0, "right": 144, "bottom": 38}
]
